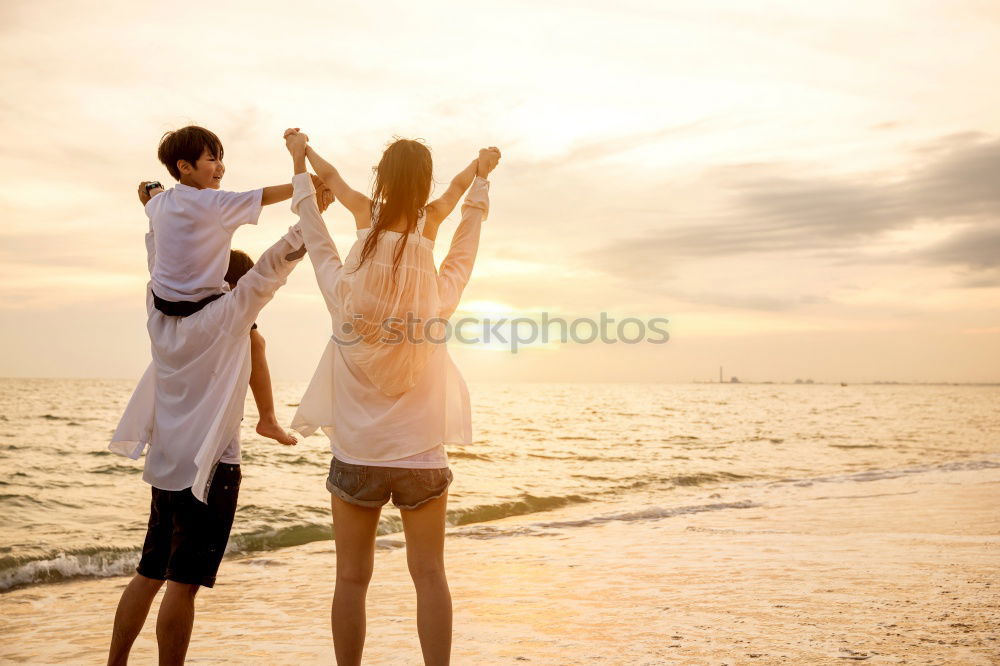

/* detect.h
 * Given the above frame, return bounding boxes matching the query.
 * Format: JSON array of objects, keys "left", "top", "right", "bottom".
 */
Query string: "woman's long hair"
[{"left": 353, "top": 138, "right": 433, "bottom": 278}]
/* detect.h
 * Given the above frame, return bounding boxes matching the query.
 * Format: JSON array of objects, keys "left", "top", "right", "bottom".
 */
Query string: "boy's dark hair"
[
  {"left": 157, "top": 126, "right": 224, "bottom": 181},
  {"left": 225, "top": 249, "right": 255, "bottom": 288}
]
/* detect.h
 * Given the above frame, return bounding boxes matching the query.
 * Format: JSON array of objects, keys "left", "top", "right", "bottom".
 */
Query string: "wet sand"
[{"left": 2, "top": 463, "right": 998, "bottom": 664}]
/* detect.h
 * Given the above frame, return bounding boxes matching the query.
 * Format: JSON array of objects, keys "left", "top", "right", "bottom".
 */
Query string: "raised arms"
[
  {"left": 137, "top": 181, "right": 164, "bottom": 276},
  {"left": 425, "top": 147, "right": 501, "bottom": 227},
  {"left": 263, "top": 176, "right": 330, "bottom": 206},
  {"left": 261, "top": 184, "right": 293, "bottom": 206},
  {"left": 437, "top": 177, "right": 491, "bottom": 318},
  {"left": 305, "top": 145, "right": 371, "bottom": 226},
  {"left": 436, "top": 148, "right": 500, "bottom": 317},
  {"left": 285, "top": 129, "right": 308, "bottom": 176},
  {"left": 137, "top": 180, "right": 163, "bottom": 206},
  {"left": 284, "top": 129, "right": 345, "bottom": 315}
]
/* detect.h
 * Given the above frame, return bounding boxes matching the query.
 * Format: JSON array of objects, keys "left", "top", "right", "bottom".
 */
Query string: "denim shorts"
[{"left": 326, "top": 457, "right": 453, "bottom": 510}]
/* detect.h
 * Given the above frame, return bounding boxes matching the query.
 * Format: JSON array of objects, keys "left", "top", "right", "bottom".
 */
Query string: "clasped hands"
[{"left": 284, "top": 128, "right": 333, "bottom": 212}]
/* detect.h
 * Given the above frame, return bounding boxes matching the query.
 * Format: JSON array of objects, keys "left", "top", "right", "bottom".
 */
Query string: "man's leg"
[
  {"left": 157, "top": 464, "right": 239, "bottom": 662},
  {"left": 155, "top": 581, "right": 200, "bottom": 665},
  {"left": 110, "top": 488, "right": 171, "bottom": 665},
  {"left": 107, "top": 573, "right": 164, "bottom": 666}
]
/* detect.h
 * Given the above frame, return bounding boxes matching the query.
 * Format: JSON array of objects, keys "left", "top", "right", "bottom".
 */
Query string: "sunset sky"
[{"left": 1, "top": 0, "right": 998, "bottom": 382}]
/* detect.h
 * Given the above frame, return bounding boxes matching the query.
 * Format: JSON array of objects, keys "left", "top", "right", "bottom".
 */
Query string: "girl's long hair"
[{"left": 354, "top": 138, "right": 433, "bottom": 277}]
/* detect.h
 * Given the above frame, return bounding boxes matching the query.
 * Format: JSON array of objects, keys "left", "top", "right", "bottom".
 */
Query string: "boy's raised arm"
[
  {"left": 137, "top": 180, "right": 163, "bottom": 206},
  {"left": 261, "top": 184, "right": 293, "bottom": 206},
  {"left": 261, "top": 175, "right": 327, "bottom": 206},
  {"left": 138, "top": 181, "right": 164, "bottom": 274},
  {"left": 137, "top": 180, "right": 165, "bottom": 317}
]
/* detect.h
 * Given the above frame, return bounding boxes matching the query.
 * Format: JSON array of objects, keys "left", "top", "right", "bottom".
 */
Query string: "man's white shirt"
[{"left": 111, "top": 185, "right": 305, "bottom": 502}]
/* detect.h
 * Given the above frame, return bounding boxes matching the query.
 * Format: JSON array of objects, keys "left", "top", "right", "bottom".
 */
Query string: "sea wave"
[
  {"left": 601, "top": 470, "right": 754, "bottom": 494},
  {"left": 229, "top": 522, "right": 333, "bottom": 554},
  {"left": 0, "top": 547, "right": 139, "bottom": 592},
  {"left": 448, "top": 493, "right": 590, "bottom": 525},
  {"left": 6, "top": 456, "right": 997, "bottom": 593},
  {"left": 0, "top": 492, "right": 600, "bottom": 591},
  {"left": 450, "top": 499, "right": 760, "bottom": 539},
  {"left": 0, "top": 520, "right": 349, "bottom": 593},
  {"left": 766, "top": 456, "right": 1000, "bottom": 488},
  {"left": 0, "top": 469, "right": 763, "bottom": 591}
]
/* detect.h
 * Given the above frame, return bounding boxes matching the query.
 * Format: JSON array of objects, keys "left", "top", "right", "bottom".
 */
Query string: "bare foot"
[{"left": 256, "top": 419, "right": 298, "bottom": 445}]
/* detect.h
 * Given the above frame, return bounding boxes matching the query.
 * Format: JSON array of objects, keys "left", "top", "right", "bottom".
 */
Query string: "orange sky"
[{"left": 1, "top": 0, "right": 998, "bottom": 382}]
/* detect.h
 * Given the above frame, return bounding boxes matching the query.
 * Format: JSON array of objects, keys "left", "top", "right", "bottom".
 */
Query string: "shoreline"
[
  {"left": 2, "top": 462, "right": 998, "bottom": 664},
  {"left": 4, "top": 376, "right": 1000, "bottom": 386}
]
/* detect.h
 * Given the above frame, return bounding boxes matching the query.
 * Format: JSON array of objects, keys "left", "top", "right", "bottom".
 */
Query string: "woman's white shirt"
[{"left": 289, "top": 173, "right": 489, "bottom": 465}]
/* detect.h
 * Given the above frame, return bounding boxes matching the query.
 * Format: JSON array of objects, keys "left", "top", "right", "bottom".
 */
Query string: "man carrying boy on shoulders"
[{"left": 107, "top": 127, "right": 321, "bottom": 665}]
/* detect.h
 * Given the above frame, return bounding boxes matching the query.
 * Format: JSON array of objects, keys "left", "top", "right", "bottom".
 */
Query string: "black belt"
[{"left": 152, "top": 291, "right": 223, "bottom": 317}]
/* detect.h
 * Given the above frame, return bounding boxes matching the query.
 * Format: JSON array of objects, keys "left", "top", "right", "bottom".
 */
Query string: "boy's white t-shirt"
[{"left": 146, "top": 183, "right": 264, "bottom": 302}]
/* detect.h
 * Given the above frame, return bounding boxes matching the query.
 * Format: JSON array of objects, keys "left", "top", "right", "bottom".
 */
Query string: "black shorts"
[{"left": 136, "top": 463, "right": 241, "bottom": 588}]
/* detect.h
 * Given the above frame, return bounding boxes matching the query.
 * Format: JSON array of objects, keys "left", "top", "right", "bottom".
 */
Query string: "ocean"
[{"left": 1, "top": 379, "right": 998, "bottom": 592}]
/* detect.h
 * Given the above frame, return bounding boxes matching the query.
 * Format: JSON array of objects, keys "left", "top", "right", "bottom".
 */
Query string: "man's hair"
[
  {"left": 225, "top": 249, "right": 255, "bottom": 288},
  {"left": 157, "top": 126, "right": 224, "bottom": 181}
]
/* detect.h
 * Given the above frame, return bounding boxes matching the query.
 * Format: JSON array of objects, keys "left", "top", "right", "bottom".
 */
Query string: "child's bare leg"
[{"left": 249, "top": 329, "right": 297, "bottom": 445}]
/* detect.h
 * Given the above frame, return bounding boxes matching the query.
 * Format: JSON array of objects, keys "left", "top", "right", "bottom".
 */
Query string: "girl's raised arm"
[
  {"left": 305, "top": 145, "right": 371, "bottom": 227},
  {"left": 426, "top": 147, "right": 501, "bottom": 227}
]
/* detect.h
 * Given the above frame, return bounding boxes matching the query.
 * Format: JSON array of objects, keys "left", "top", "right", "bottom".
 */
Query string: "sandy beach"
[{"left": 2, "top": 461, "right": 998, "bottom": 665}]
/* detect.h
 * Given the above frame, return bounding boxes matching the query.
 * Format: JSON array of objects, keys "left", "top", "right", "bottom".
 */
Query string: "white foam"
[{"left": 0, "top": 550, "right": 138, "bottom": 592}]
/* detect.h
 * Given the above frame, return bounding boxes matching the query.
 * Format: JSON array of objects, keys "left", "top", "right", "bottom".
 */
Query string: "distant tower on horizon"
[{"left": 719, "top": 366, "right": 723, "bottom": 383}]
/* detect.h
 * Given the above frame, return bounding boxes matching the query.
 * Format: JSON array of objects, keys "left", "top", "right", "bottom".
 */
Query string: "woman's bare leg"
[
  {"left": 330, "top": 495, "right": 382, "bottom": 666},
  {"left": 248, "top": 329, "right": 296, "bottom": 445},
  {"left": 400, "top": 491, "right": 451, "bottom": 666}
]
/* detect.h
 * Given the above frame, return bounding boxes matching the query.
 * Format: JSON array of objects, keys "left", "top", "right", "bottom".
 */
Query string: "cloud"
[
  {"left": 953, "top": 270, "right": 1000, "bottom": 288},
  {"left": 903, "top": 132, "right": 1000, "bottom": 219},
  {"left": 501, "top": 119, "right": 717, "bottom": 181},
  {"left": 668, "top": 290, "right": 830, "bottom": 312},
  {"left": 731, "top": 175, "right": 908, "bottom": 240},
  {"left": 549, "top": 121, "right": 711, "bottom": 165},
  {"left": 586, "top": 132, "right": 1000, "bottom": 279},
  {"left": 915, "top": 223, "right": 1000, "bottom": 270}
]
